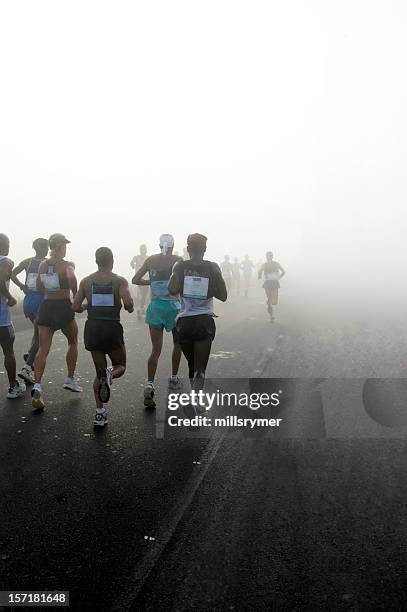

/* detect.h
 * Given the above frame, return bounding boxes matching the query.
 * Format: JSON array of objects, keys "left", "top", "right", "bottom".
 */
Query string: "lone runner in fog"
[
  {"left": 132, "top": 234, "right": 183, "bottom": 409},
  {"left": 73, "top": 247, "right": 134, "bottom": 427},
  {"left": 11, "top": 238, "right": 48, "bottom": 385},
  {"left": 0, "top": 234, "right": 26, "bottom": 399},
  {"left": 258, "top": 251, "right": 285, "bottom": 322},
  {"left": 130, "top": 244, "right": 149, "bottom": 320}
]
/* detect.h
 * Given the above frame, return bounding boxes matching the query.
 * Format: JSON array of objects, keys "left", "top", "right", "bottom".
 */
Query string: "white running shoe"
[
  {"left": 94, "top": 409, "right": 108, "bottom": 427},
  {"left": 31, "top": 387, "right": 45, "bottom": 409},
  {"left": 18, "top": 364, "right": 35, "bottom": 385},
  {"left": 7, "top": 381, "right": 26, "bottom": 399},
  {"left": 168, "top": 376, "right": 182, "bottom": 391},
  {"left": 63, "top": 377, "right": 83, "bottom": 392},
  {"left": 143, "top": 384, "right": 156, "bottom": 409}
]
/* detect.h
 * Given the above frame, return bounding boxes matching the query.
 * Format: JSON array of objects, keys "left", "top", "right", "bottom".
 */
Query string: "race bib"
[
  {"left": 183, "top": 275, "right": 209, "bottom": 299},
  {"left": 91, "top": 293, "right": 114, "bottom": 307},
  {"left": 41, "top": 273, "right": 61, "bottom": 291},
  {"left": 26, "top": 272, "right": 38, "bottom": 291},
  {"left": 265, "top": 272, "right": 279, "bottom": 281},
  {"left": 151, "top": 280, "right": 169, "bottom": 299}
]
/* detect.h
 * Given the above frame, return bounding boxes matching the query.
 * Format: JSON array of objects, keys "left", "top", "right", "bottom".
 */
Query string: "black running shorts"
[
  {"left": 176, "top": 314, "right": 216, "bottom": 344},
  {"left": 0, "top": 324, "right": 15, "bottom": 353},
  {"left": 84, "top": 319, "right": 124, "bottom": 354},
  {"left": 36, "top": 299, "right": 75, "bottom": 331}
]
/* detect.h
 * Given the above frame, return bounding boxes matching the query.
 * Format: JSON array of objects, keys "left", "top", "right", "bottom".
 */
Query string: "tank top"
[
  {"left": 0, "top": 256, "right": 12, "bottom": 326},
  {"left": 25, "top": 258, "right": 43, "bottom": 293},
  {"left": 40, "top": 263, "right": 70, "bottom": 293},
  {"left": 177, "top": 260, "right": 217, "bottom": 318},
  {"left": 263, "top": 262, "right": 280, "bottom": 281},
  {"left": 149, "top": 256, "right": 181, "bottom": 302},
  {"left": 87, "top": 276, "right": 121, "bottom": 321}
]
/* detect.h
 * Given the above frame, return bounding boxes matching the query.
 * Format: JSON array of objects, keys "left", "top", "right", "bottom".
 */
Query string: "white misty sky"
[{"left": 0, "top": 0, "right": 406, "bottom": 299}]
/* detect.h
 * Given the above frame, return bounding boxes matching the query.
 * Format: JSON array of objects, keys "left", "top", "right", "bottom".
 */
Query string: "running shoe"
[
  {"left": 18, "top": 364, "right": 35, "bottom": 385},
  {"left": 63, "top": 377, "right": 83, "bottom": 392},
  {"left": 97, "top": 367, "right": 113, "bottom": 404},
  {"left": 94, "top": 409, "right": 108, "bottom": 427},
  {"left": 168, "top": 376, "right": 182, "bottom": 390},
  {"left": 31, "top": 387, "right": 45, "bottom": 409},
  {"left": 7, "top": 381, "right": 26, "bottom": 399},
  {"left": 143, "top": 384, "right": 156, "bottom": 409}
]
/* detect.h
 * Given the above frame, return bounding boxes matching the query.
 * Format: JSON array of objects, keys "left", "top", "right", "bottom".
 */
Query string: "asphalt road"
[{"left": 1, "top": 291, "right": 407, "bottom": 611}]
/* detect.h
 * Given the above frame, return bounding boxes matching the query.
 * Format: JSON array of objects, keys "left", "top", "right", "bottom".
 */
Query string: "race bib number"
[
  {"left": 91, "top": 293, "right": 114, "bottom": 307},
  {"left": 26, "top": 272, "right": 38, "bottom": 290},
  {"left": 183, "top": 275, "right": 209, "bottom": 299},
  {"left": 151, "top": 280, "right": 169, "bottom": 299},
  {"left": 41, "top": 273, "right": 61, "bottom": 291}
]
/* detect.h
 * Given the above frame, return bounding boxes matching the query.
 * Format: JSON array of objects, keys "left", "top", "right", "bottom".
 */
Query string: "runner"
[
  {"left": 31, "top": 233, "right": 82, "bottom": 410},
  {"left": 220, "top": 255, "right": 233, "bottom": 293},
  {"left": 232, "top": 257, "right": 241, "bottom": 296},
  {"left": 0, "top": 234, "right": 26, "bottom": 399},
  {"left": 73, "top": 247, "right": 134, "bottom": 427},
  {"left": 130, "top": 244, "right": 149, "bottom": 320},
  {"left": 241, "top": 254, "right": 254, "bottom": 297},
  {"left": 258, "top": 251, "right": 286, "bottom": 321},
  {"left": 168, "top": 234, "right": 227, "bottom": 392},
  {"left": 132, "top": 234, "right": 182, "bottom": 409},
  {"left": 11, "top": 238, "right": 49, "bottom": 384}
]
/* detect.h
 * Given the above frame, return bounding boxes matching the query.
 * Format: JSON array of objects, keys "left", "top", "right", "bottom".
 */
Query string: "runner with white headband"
[{"left": 132, "top": 234, "right": 182, "bottom": 409}]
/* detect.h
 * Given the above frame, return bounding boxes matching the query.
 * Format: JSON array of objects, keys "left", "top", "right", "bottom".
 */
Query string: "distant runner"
[
  {"left": 31, "top": 234, "right": 82, "bottom": 410},
  {"left": 220, "top": 255, "right": 233, "bottom": 293},
  {"left": 258, "top": 251, "right": 285, "bottom": 321},
  {"left": 232, "top": 257, "right": 241, "bottom": 295},
  {"left": 241, "top": 254, "right": 254, "bottom": 297},
  {"left": 0, "top": 234, "right": 26, "bottom": 399},
  {"left": 132, "top": 234, "right": 182, "bottom": 409},
  {"left": 11, "top": 238, "right": 48, "bottom": 385},
  {"left": 130, "top": 244, "right": 149, "bottom": 320},
  {"left": 168, "top": 234, "right": 227, "bottom": 392},
  {"left": 73, "top": 247, "right": 134, "bottom": 427}
]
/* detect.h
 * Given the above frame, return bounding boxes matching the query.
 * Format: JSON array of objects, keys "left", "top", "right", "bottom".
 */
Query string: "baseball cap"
[
  {"left": 49, "top": 233, "right": 71, "bottom": 249},
  {"left": 159, "top": 234, "right": 174, "bottom": 254}
]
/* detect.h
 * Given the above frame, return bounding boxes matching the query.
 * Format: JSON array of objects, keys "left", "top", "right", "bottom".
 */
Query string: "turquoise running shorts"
[{"left": 145, "top": 300, "right": 181, "bottom": 332}]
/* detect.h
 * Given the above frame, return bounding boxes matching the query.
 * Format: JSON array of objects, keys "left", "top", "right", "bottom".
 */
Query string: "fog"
[{"left": 1, "top": 1, "right": 406, "bottom": 312}]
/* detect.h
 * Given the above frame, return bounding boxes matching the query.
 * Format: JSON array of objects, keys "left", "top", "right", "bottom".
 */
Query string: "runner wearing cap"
[
  {"left": 73, "top": 247, "right": 134, "bottom": 427},
  {"left": 168, "top": 234, "right": 227, "bottom": 391},
  {"left": 130, "top": 244, "right": 149, "bottom": 320},
  {"left": 0, "top": 234, "right": 26, "bottom": 399},
  {"left": 11, "top": 238, "right": 48, "bottom": 384},
  {"left": 31, "top": 233, "right": 82, "bottom": 410},
  {"left": 258, "top": 251, "right": 285, "bottom": 321},
  {"left": 132, "top": 234, "right": 182, "bottom": 409},
  {"left": 241, "top": 254, "right": 254, "bottom": 297}
]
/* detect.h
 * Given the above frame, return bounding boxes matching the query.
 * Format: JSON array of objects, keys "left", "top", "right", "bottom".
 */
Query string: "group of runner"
[{"left": 0, "top": 232, "right": 285, "bottom": 427}]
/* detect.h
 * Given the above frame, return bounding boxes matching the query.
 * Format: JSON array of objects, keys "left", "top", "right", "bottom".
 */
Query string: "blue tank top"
[
  {"left": 25, "top": 258, "right": 43, "bottom": 294},
  {"left": 0, "top": 256, "right": 12, "bottom": 326}
]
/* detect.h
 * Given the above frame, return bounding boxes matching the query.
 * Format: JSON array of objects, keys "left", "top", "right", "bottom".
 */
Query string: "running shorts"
[
  {"left": 84, "top": 319, "right": 124, "bottom": 354},
  {"left": 0, "top": 324, "right": 15, "bottom": 352},
  {"left": 176, "top": 314, "right": 216, "bottom": 344},
  {"left": 23, "top": 292, "right": 44, "bottom": 321},
  {"left": 262, "top": 279, "right": 280, "bottom": 290},
  {"left": 146, "top": 300, "right": 181, "bottom": 332},
  {"left": 36, "top": 299, "right": 74, "bottom": 331}
]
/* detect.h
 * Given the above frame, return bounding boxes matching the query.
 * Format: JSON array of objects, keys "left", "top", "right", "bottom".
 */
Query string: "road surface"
[{"left": 1, "top": 291, "right": 406, "bottom": 611}]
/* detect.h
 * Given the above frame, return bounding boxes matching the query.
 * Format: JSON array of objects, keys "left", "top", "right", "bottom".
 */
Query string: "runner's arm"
[
  {"left": 66, "top": 264, "right": 78, "bottom": 295},
  {"left": 277, "top": 263, "right": 286, "bottom": 278},
  {"left": 168, "top": 262, "right": 183, "bottom": 295},
  {"left": 119, "top": 278, "right": 134, "bottom": 313},
  {"left": 212, "top": 263, "right": 227, "bottom": 302},
  {"left": 11, "top": 258, "right": 30, "bottom": 293},
  {"left": 132, "top": 260, "right": 150, "bottom": 286},
  {"left": 0, "top": 259, "right": 16, "bottom": 306},
  {"left": 72, "top": 281, "right": 86, "bottom": 312},
  {"left": 258, "top": 264, "right": 264, "bottom": 279}
]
